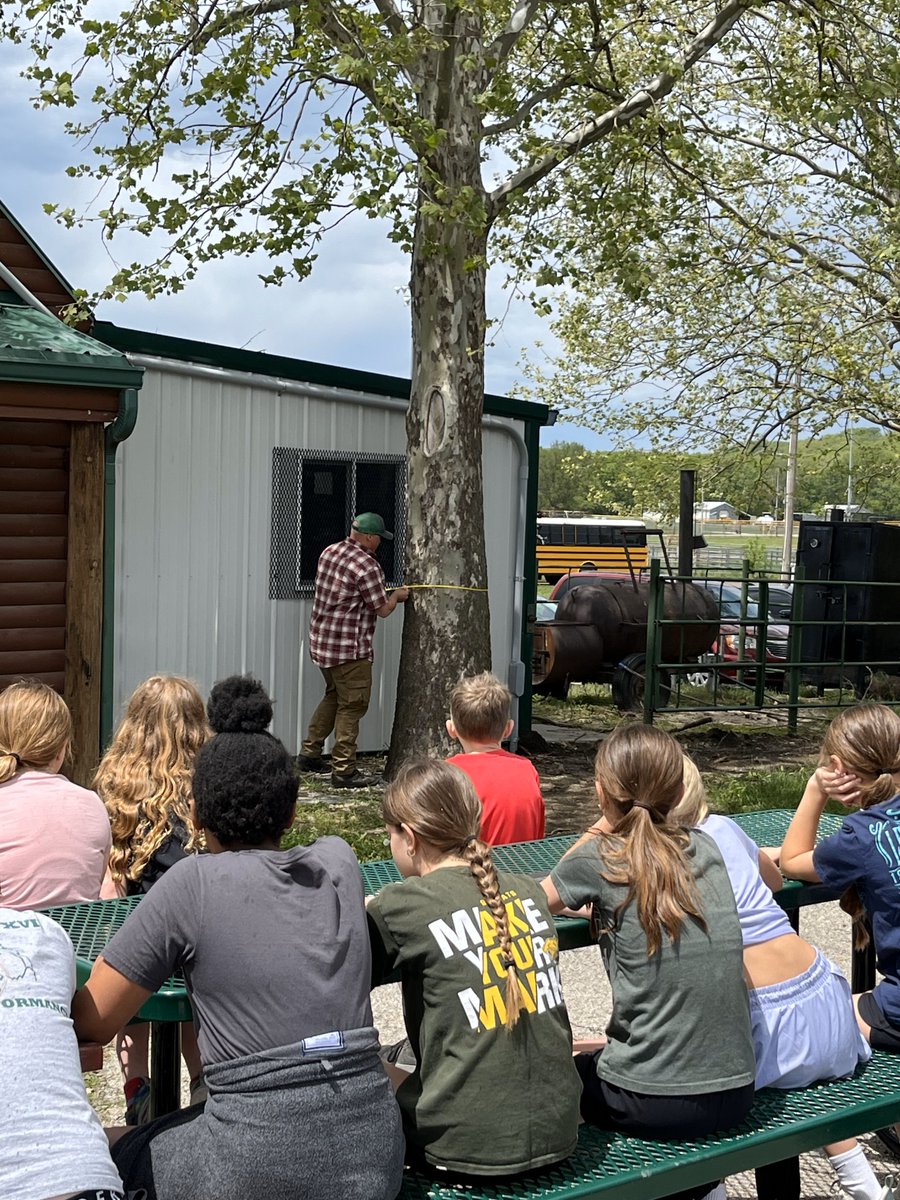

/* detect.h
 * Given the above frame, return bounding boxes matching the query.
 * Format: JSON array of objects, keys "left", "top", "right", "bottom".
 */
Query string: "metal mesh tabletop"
[
  {"left": 398, "top": 1050, "right": 900, "bottom": 1200},
  {"left": 361, "top": 812, "right": 842, "bottom": 912},
  {"left": 44, "top": 897, "right": 193, "bottom": 1022}
]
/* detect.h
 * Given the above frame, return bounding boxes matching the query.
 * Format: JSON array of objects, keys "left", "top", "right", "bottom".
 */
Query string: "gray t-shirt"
[
  {"left": 551, "top": 829, "right": 755, "bottom": 1096},
  {"left": 102, "top": 837, "right": 373, "bottom": 1065}
]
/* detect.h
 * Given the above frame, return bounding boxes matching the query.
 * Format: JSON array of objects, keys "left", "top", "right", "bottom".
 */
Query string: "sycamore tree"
[
  {"left": 4, "top": 0, "right": 786, "bottom": 762},
  {"left": 528, "top": 0, "right": 900, "bottom": 458}
]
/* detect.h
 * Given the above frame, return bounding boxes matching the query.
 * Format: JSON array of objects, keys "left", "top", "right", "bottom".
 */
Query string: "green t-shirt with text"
[{"left": 367, "top": 866, "right": 581, "bottom": 1175}]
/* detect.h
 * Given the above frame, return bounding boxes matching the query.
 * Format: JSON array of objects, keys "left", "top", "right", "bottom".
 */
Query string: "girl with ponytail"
[
  {"left": 367, "top": 758, "right": 581, "bottom": 1177},
  {"left": 782, "top": 704, "right": 900, "bottom": 1062},
  {"left": 543, "top": 723, "right": 756, "bottom": 1186}
]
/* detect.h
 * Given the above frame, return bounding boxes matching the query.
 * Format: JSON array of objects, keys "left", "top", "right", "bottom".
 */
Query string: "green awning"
[{"left": 0, "top": 304, "right": 143, "bottom": 388}]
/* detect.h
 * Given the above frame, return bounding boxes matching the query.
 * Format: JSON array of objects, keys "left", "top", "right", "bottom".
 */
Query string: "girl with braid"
[
  {"left": 543, "top": 724, "right": 755, "bottom": 1200},
  {"left": 367, "top": 758, "right": 581, "bottom": 1177}
]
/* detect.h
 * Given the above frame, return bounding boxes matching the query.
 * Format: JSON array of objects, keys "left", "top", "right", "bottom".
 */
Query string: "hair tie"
[
  {"left": 3, "top": 750, "right": 22, "bottom": 768},
  {"left": 502, "top": 954, "right": 516, "bottom": 972},
  {"left": 879, "top": 768, "right": 895, "bottom": 777},
  {"left": 461, "top": 834, "right": 477, "bottom": 850},
  {"left": 631, "top": 800, "right": 661, "bottom": 822}
]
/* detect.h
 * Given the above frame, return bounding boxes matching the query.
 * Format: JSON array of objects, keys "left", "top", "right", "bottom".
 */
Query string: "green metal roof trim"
[
  {"left": 94, "top": 321, "right": 551, "bottom": 425},
  {"left": 0, "top": 199, "right": 80, "bottom": 302},
  {"left": 0, "top": 305, "right": 143, "bottom": 388}
]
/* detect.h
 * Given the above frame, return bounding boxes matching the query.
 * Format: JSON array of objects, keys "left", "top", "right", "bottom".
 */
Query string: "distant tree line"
[{"left": 539, "top": 431, "right": 900, "bottom": 520}]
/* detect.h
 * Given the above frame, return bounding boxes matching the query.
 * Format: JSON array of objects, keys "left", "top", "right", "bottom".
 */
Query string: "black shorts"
[{"left": 858, "top": 991, "right": 900, "bottom": 1051}]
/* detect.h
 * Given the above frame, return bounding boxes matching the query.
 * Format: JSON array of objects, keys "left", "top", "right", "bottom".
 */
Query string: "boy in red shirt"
[{"left": 446, "top": 673, "right": 545, "bottom": 846}]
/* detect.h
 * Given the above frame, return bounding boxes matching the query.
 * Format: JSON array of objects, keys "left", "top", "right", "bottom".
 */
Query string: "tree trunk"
[{"left": 387, "top": 4, "right": 492, "bottom": 773}]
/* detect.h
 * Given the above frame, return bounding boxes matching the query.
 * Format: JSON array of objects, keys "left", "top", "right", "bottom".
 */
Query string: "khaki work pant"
[{"left": 301, "top": 659, "right": 373, "bottom": 777}]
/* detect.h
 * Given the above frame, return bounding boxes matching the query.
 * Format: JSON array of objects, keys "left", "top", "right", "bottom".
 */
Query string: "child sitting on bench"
[
  {"left": 367, "top": 757, "right": 581, "bottom": 1176},
  {"left": 446, "top": 672, "right": 545, "bottom": 845},
  {"left": 674, "top": 756, "right": 890, "bottom": 1200},
  {"left": 73, "top": 674, "right": 404, "bottom": 1200},
  {"left": 543, "top": 723, "right": 757, "bottom": 1200}
]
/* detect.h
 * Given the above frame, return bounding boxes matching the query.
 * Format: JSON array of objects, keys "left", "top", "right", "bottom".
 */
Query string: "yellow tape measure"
[{"left": 388, "top": 584, "right": 488, "bottom": 592}]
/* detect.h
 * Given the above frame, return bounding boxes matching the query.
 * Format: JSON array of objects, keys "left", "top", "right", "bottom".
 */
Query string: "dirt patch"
[{"left": 529, "top": 723, "right": 821, "bottom": 834}]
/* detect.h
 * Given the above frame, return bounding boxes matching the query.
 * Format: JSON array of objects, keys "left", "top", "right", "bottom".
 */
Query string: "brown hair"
[
  {"left": 449, "top": 673, "right": 511, "bottom": 742},
  {"left": 668, "top": 756, "right": 709, "bottom": 827},
  {"left": 594, "top": 724, "right": 706, "bottom": 956},
  {"left": 94, "top": 675, "right": 210, "bottom": 887},
  {"left": 0, "top": 680, "right": 72, "bottom": 784},
  {"left": 820, "top": 704, "right": 900, "bottom": 949},
  {"left": 383, "top": 758, "right": 523, "bottom": 1030}
]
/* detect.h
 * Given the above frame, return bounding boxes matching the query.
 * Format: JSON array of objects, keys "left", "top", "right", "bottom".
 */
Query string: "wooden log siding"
[
  {"left": 0, "top": 216, "right": 76, "bottom": 313},
  {"left": 0, "top": 421, "right": 69, "bottom": 693}
]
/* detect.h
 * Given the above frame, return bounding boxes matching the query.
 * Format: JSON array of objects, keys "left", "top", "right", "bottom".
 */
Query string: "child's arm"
[
  {"left": 780, "top": 772, "right": 830, "bottom": 881},
  {"left": 756, "top": 848, "right": 784, "bottom": 893},
  {"left": 72, "top": 956, "right": 153, "bottom": 1044},
  {"left": 541, "top": 876, "right": 566, "bottom": 915}
]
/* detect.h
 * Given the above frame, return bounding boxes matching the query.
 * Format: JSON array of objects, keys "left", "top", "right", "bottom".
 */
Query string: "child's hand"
[
  {"left": 814, "top": 766, "right": 864, "bottom": 808},
  {"left": 760, "top": 846, "right": 782, "bottom": 868}
]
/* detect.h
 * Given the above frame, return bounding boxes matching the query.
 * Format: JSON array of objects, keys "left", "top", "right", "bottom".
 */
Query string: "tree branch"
[
  {"left": 484, "top": 0, "right": 545, "bottom": 79},
  {"left": 488, "top": 0, "right": 760, "bottom": 214},
  {"left": 482, "top": 78, "right": 572, "bottom": 138}
]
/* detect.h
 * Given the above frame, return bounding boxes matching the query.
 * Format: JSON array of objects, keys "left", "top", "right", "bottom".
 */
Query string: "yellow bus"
[{"left": 536, "top": 515, "right": 649, "bottom": 582}]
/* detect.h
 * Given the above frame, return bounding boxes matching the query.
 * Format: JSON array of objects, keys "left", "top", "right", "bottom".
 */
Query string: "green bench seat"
[{"left": 398, "top": 1049, "right": 900, "bottom": 1199}]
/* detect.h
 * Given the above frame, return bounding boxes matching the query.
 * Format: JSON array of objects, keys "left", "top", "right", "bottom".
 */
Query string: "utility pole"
[{"left": 781, "top": 379, "right": 800, "bottom": 578}]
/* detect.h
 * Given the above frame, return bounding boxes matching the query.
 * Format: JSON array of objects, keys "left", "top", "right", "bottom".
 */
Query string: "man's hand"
[{"left": 393, "top": 587, "right": 410, "bottom": 603}]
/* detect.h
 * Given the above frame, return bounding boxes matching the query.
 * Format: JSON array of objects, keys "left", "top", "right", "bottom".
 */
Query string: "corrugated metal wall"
[{"left": 113, "top": 360, "right": 522, "bottom": 751}]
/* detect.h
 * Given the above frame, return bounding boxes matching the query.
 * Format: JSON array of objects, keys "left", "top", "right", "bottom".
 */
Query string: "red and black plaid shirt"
[{"left": 308, "top": 538, "right": 388, "bottom": 668}]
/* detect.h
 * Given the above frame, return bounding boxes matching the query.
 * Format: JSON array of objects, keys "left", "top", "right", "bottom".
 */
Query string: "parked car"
[
  {"left": 691, "top": 583, "right": 789, "bottom": 689},
  {"left": 748, "top": 583, "right": 793, "bottom": 622}
]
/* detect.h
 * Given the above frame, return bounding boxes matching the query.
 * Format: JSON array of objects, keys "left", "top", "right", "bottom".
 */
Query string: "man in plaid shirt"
[{"left": 298, "top": 513, "right": 409, "bottom": 787}]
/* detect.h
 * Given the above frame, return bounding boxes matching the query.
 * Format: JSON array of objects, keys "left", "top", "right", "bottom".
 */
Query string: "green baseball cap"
[{"left": 352, "top": 512, "right": 393, "bottom": 540}]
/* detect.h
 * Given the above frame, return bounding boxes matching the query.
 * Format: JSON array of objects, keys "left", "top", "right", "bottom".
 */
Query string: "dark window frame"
[{"left": 270, "top": 448, "right": 406, "bottom": 599}]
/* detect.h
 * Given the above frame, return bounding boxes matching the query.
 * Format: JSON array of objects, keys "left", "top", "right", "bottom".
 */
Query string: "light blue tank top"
[{"left": 701, "top": 814, "right": 794, "bottom": 946}]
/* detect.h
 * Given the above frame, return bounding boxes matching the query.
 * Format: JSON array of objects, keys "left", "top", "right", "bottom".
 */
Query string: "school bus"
[{"left": 536, "top": 515, "right": 649, "bottom": 582}]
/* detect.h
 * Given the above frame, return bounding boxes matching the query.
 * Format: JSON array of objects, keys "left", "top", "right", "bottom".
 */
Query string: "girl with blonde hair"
[
  {"left": 782, "top": 703, "right": 900, "bottom": 1164},
  {"left": 367, "top": 758, "right": 581, "bottom": 1176},
  {"left": 0, "top": 679, "right": 110, "bottom": 908},
  {"left": 675, "top": 757, "right": 886, "bottom": 1200},
  {"left": 543, "top": 724, "right": 755, "bottom": 1200},
  {"left": 95, "top": 674, "right": 211, "bottom": 1124}
]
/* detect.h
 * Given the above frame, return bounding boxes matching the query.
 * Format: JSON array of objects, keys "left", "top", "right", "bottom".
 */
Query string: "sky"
[{"left": 0, "top": 44, "right": 609, "bottom": 450}]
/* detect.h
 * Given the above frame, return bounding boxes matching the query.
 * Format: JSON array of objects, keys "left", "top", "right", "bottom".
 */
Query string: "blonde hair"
[
  {"left": 820, "top": 704, "right": 900, "bottom": 808},
  {"left": 94, "top": 675, "right": 210, "bottom": 888},
  {"left": 384, "top": 758, "right": 523, "bottom": 1030},
  {"left": 0, "top": 680, "right": 71, "bottom": 784},
  {"left": 820, "top": 704, "right": 900, "bottom": 949},
  {"left": 669, "top": 756, "right": 709, "bottom": 827},
  {"left": 449, "top": 673, "right": 511, "bottom": 742},
  {"left": 594, "top": 724, "right": 706, "bottom": 956}
]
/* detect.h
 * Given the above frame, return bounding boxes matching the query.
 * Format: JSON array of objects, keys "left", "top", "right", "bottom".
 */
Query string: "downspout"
[
  {"left": 122, "top": 354, "right": 529, "bottom": 742},
  {"left": 101, "top": 388, "right": 139, "bottom": 747}
]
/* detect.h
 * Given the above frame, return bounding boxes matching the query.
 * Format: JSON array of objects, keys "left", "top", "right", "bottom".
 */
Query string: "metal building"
[{"left": 96, "top": 322, "right": 550, "bottom": 752}]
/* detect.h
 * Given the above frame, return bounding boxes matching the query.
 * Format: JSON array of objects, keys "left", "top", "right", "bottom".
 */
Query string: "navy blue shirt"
[{"left": 814, "top": 797, "right": 900, "bottom": 1025}]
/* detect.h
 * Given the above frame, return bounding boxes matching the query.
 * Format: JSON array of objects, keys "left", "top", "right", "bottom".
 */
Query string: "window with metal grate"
[{"left": 270, "top": 448, "right": 406, "bottom": 598}]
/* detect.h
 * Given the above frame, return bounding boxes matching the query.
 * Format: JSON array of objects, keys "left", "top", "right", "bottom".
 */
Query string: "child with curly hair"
[
  {"left": 95, "top": 675, "right": 211, "bottom": 1124},
  {"left": 367, "top": 757, "right": 581, "bottom": 1176},
  {"left": 74, "top": 675, "right": 403, "bottom": 1200}
]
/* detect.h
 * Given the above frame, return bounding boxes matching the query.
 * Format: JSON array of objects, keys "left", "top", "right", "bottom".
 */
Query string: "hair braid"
[{"left": 464, "top": 837, "right": 523, "bottom": 1030}]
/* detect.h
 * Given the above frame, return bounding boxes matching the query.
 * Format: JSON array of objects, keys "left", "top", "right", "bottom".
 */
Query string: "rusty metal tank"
[{"left": 533, "top": 579, "right": 719, "bottom": 699}]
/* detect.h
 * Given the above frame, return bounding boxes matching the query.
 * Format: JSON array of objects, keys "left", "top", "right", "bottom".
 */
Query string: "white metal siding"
[{"left": 114, "top": 358, "right": 525, "bottom": 751}]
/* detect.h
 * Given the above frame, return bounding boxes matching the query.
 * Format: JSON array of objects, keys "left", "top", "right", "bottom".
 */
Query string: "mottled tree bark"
[{"left": 387, "top": 3, "right": 493, "bottom": 773}]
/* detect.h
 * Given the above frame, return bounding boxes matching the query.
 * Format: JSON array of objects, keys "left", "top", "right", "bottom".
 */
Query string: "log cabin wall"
[{"left": 0, "top": 415, "right": 105, "bottom": 786}]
